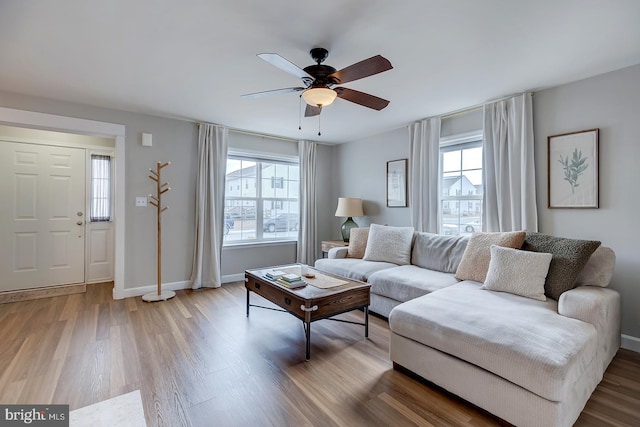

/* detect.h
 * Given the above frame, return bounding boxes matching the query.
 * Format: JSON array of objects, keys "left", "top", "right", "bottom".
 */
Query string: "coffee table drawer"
[
  {"left": 246, "top": 277, "right": 306, "bottom": 318},
  {"left": 311, "top": 287, "right": 370, "bottom": 320}
]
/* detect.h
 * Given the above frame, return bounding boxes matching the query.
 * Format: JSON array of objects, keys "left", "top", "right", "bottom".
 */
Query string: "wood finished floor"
[{"left": 0, "top": 281, "right": 638, "bottom": 426}]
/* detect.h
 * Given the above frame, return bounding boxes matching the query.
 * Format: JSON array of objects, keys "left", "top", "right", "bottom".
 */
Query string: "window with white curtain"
[
  {"left": 440, "top": 137, "right": 483, "bottom": 236},
  {"left": 224, "top": 154, "right": 299, "bottom": 244},
  {"left": 90, "top": 154, "right": 112, "bottom": 222}
]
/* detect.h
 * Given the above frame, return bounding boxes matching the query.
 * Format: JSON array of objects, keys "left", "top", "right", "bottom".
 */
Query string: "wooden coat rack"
[{"left": 142, "top": 161, "right": 175, "bottom": 302}]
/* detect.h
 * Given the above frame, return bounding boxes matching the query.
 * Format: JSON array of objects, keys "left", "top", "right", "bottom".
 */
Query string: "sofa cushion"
[
  {"left": 455, "top": 231, "right": 526, "bottom": 283},
  {"left": 574, "top": 246, "right": 615, "bottom": 288},
  {"left": 411, "top": 232, "right": 469, "bottom": 273},
  {"left": 482, "top": 245, "right": 552, "bottom": 301},
  {"left": 389, "top": 281, "right": 597, "bottom": 401},
  {"left": 314, "top": 258, "right": 397, "bottom": 282},
  {"left": 368, "top": 265, "right": 459, "bottom": 303},
  {"left": 522, "top": 232, "right": 601, "bottom": 300},
  {"left": 363, "top": 224, "right": 414, "bottom": 265},
  {"left": 347, "top": 227, "right": 369, "bottom": 258}
]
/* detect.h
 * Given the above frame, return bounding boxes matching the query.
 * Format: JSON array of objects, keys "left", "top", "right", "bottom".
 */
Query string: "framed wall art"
[
  {"left": 387, "top": 159, "right": 408, "bottom": 207},
  {"left": 548, "top": 128, "right": 599, "bottom": 209}
]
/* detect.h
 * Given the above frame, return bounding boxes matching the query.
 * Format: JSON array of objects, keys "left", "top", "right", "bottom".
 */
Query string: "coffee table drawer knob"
[
  {"left": 284, "top": 297, "right": 291, "bottom": 305},
  {"left": 300, "top": 305, "right": 318, "bottom": 312},
  {"left": 255, "top": 283, "right": 261, "bottom": 289}
]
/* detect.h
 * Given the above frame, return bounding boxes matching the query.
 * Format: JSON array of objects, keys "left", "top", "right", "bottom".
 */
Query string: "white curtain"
[
  {"left": 297, "top": 140, "right": 317, "bottom": 264},
  {"left": 189, "top": 123, "right": 229, "bottom": 289},
  {"left": 482, "top": 93, "right": 538, "bottom": 232},
  {"left": 408, "top": 117, "right": 441, "bottom": 233}
]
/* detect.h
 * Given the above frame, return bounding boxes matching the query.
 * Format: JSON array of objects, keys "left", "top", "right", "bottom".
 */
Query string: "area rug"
[{"left": 69, "top": 390, "right": 146, "bottom": 426}]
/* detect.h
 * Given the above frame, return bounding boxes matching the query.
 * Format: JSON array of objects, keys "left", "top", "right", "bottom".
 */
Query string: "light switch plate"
[{"left": 135, "top": 196, "right": 148, "bottom": 207}]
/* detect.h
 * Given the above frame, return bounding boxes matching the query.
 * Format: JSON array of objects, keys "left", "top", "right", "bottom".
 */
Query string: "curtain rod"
[
  {"left": 196, "top": 91, "right": 535, "bottom": 141},
  {"left": 439, "top": 91, "right": 535, "bottom": 120},
  {"left": 196, "top": 122, "right": 299, "bottom": 143}
]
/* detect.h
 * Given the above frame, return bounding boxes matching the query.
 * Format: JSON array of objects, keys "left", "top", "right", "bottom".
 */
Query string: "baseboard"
[
  {"left": 621, "top": 334, "right": 640, "bottom": 353},
  {"left": 116, "top": 275, "right": 243, "bottom": 299},
  {"left": 119, "top": 280, "right": 190, "bottom": 299},
  {"left": 222, "top": 273, "right": 245, "bottom": 283},
  {"left": 0, "top": 283, "right": 86, "bottom": 304}
]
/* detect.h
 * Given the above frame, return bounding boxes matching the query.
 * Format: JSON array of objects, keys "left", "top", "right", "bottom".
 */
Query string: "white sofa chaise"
[{"left": 314, "top": 225, "right": 620, "bottom": 427}]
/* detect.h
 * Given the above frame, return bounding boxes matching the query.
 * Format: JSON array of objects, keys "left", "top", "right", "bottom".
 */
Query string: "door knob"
[
  {"left": 77, "top": 221, "right": 83, "bottom": 226},
  {"left": 77, "top": 212, "right": 83, "bottom": 216}
]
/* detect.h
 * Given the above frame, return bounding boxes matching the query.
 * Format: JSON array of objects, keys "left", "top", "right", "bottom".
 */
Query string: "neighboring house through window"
[
  {"left": 224, "top": 154, "right": 299, "bottom": 243},
  {"left": 440, "top": 134, "right": 483, "bottom": 236}
]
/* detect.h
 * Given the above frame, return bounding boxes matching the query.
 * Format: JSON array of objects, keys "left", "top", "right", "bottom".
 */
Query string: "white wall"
[
  {"left": 332, "top": 66, "right": 640, "bottom": 345},
  {"left": 3, "top": 62, "right": 637, "bottom": 343},
  {"left": 327, "top": 112, "right": 484, "bottom": 240},
  {"left": 0, "top": 91, "right": 199, "bottom": 291},
  {"left": 221, "top": 134, "right": 336, "bottom": 278},
  {"left": 0, "top": 90, "right": 331, "bottom": 293},
  {"left": 441, "top": 108, "right": 483, "bottom": 138},
  {"left": 533, "top": 63, "right": 640, "bottom": 342},
  {"left": 329, "top": 126, "right": 412, "bottom": 239}
]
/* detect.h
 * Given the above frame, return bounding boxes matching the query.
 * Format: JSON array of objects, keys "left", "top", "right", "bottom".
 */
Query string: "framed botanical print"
[
  {"left": 548, "top": 128, "right": 599, "bottom": 208},
  {"left": 387, "top": 159, "right": 408, "bottom": 207}
]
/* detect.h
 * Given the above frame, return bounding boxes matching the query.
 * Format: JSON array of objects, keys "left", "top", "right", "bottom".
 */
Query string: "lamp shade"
[
  {"left": 302, "top": 87, "right": 337, "bottom": 107},
  {"left": 335, "top": 197, "right": 364, "bottom": 217}
]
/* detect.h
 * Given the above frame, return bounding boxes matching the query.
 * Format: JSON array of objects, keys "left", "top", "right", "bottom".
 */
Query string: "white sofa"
[{"left": 314, "top": 226, "right": 620, "bottom": 427}]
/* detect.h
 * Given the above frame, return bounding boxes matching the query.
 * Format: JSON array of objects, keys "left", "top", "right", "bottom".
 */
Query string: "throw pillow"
[
  {"left": 347, "top": 227, "right": 369, "bottom": 259},
  {"left": 455, "top": 231, "right": 526, "bottom": 283},
  {"left": 411, "top": 232, "right": 469, "bottom": 273},
  {"left": 482, "top": 245, "right": 552, "bottom": 301},
  {"left": 362, "top": 224, "right": 415, "bottom": 265},
  {"left": 574, "top": 246, "right": 615, "bottom": 288},
  {"left": 522, "top": 232, "right": 601, "bottom": 300}
]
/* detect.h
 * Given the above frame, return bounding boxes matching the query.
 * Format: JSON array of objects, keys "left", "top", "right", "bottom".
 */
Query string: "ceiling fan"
[{"left": 242, "top": 47, "right": 393, "bottom": 117}]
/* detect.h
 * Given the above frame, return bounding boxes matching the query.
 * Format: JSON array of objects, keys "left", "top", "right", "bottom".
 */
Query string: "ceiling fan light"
[{"left": 302, "top": 87, "right": 337, "bottom": 107}]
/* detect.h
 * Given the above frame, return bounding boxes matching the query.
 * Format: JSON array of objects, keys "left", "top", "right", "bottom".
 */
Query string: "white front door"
[{"left": 0, "top": 141, "right": 86, "bottom": 292}]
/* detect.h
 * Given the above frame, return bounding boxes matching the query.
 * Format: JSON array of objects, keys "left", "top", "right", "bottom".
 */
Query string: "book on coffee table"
[
  {"left": 265, "top": 270, "right": 286, "bottom": 280},
  {"left": 281, "top": 273, "right": 302, "bottom": 282},
  {"left": 275, "top": 278, "right": 306, "bottom": 289}
]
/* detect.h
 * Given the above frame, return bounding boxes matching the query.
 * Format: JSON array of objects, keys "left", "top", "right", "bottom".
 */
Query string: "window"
[
  {"left": 90, "top": 154, "right": 112, "bottom": 222},
  {"left": 440, "top": 136, "right": 483, "bottom": 236},
  {"left": 271, "top": 176, "right": 284, "bottom": 189},
  {"left": 224, "top": 155, "right": 299, "bottom": 244}
]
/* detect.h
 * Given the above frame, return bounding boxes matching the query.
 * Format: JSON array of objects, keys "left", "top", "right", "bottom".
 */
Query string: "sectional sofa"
[{"left": 314, "top": 224, "right": 620, "bottom": 427}]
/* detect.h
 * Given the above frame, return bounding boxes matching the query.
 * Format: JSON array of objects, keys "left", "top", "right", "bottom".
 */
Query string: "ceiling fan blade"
[
  {"left": 329, "top": 55, "right": 393, "bottom": 84},
  {"left": 257, "top": 53, "right": 314, "bottom": 84},
  {"left": 335, "top": 87, "right": 390, "bottom": 110},
  {"left": 242, "top": 87, "right": 305, "bottom": 99},
  {"left": 305, "top": 104, "right": 321, "bottom": 117}
]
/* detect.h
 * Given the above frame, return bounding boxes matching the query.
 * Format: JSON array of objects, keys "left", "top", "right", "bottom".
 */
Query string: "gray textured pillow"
[
  {"left": 411, "top": 232, "right": 469, "bottom": 273},
  {"left": 522, "top": 232, "right": 601, "bottom": 300},
  {"left": 363, "top": 224, "right": 415, "bottom": 265},
  {"left": 482, "top": 245, "right": 552, "bottom": 301}
]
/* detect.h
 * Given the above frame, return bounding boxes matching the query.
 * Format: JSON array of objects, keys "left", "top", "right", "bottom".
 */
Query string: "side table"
[{"left": 321, "top": 240, "right": 349, "bottom": 258}]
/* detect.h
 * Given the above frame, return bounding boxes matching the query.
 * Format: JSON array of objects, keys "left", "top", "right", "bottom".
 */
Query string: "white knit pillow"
[
  {"left": 362, "top": 224, "right": 414, "bottom": 265},
  {"left": 482, "top": 245, "right": 552, "bottom": 301}
]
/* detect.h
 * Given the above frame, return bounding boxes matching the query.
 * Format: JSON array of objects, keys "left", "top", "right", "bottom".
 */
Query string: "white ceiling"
[{"left": 1, "top": 1, "right": 639, "bottom": 143}]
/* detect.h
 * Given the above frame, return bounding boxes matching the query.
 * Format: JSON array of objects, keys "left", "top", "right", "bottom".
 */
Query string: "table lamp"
[{"left": 334, "top": 197, "right": 364, "bottom": 242}]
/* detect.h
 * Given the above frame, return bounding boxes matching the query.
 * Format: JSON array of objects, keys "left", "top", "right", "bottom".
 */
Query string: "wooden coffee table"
[{"left": 245, "top": 264, "right": 371, "bottom": 360}]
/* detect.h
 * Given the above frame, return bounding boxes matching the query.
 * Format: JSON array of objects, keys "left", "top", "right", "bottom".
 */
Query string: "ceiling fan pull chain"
[
  {"left": 298, "top": 95, "right": 302, "bottom": 130},
  {"left": 317, "top": 108, "right": 322, "bottom": 136}
]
